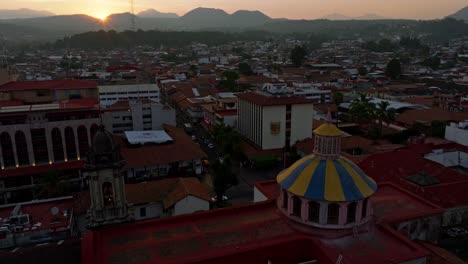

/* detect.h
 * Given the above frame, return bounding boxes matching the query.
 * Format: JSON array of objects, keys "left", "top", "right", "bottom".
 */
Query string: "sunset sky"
[{"left": 3, "top": 0, "right": 468, "bottom": 20}]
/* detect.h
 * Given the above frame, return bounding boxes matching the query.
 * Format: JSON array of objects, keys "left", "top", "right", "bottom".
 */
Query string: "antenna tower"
[{"left": 130, "top": 0, "right": 136, "bottom": 31}]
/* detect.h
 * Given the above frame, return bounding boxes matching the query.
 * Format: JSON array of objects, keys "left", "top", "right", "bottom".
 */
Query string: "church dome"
[
  {"left": 92, "top": 126, "right": 115, "bottom": 154},
  {"left": 277, "top": 155, "right": 377, "bottom": 202}
]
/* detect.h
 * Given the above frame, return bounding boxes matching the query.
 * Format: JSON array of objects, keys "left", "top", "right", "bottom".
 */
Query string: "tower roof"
[
  {"left": 276, "top": 155, "right": 377, "bottom": 202},
  {"left": 92, "top": 126, "right": 115, "bottom": 154},
  {"left": 313, "top": 123, "right": 343, "bottom": 137}
]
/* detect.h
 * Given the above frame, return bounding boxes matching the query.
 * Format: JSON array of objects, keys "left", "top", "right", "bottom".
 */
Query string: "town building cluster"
[{"left": 0, "top": 36, "right": 468, "bottom": 263}]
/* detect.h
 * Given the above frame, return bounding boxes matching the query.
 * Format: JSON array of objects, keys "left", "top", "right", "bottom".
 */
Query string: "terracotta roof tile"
[
  {"left": 236, "top": 92, "right": 313, "bottom": 106},
  {"left": 0, "top": 80, "right": 97, "bottom": 91}
]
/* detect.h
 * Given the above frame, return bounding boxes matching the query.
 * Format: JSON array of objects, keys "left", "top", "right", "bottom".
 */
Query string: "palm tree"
[
  {"left": 332, "top": 92, "right": 344, "bottom": 124},
  {"left": 211, "top": 156, "right": 238, "bottom": 207},
  {"left": 375, "top": 101, "right": 396, "bottom": 136},
  {"left": 349, "top": 93, "right": 375, "bottom": 125},
  {"left": 211, "top": 123, "right": 241, "bottom": 157}
]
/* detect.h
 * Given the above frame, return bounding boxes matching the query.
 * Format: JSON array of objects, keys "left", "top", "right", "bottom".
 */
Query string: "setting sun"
[{"left": 95, "top": 13, "right": 108, "bottom": 21}]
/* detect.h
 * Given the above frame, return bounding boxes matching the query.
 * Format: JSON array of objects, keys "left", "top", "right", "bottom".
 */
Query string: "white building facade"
[
  {"left": 98, "top": 84, "right": 160, "bottom": 108},
  {"left": 237, "top": 92, "right": 314, "bottom": 150},
  {"left": 102, "top": 100, "right": 176, "bottom": 135}
]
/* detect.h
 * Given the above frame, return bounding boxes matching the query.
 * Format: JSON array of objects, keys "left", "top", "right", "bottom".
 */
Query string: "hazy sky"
[{"left": 3, "top": 0, "right": 468, "bottom": 20}]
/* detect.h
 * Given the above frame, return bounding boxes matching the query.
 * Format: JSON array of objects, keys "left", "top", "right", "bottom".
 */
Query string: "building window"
[
  {"left": 347, "top": 202, "right": 357, "bottom": 224},
  {"left": 361, "top": 198, "right": 368, "bottom": 219},
  {"left": 282, "top": 190, "right": 288, "bottom": 210},
  {"left": 140, "top": 207, "right": 147, "bottom": 217},
  {"left": 308, "top": 201, "right": 320, "bottom": 223},
  {"left": 327, "top": 203, "right": 340, "bottom": 225},
  {"left": 292, "top": 196, "right": 302, "bottom": 218}
]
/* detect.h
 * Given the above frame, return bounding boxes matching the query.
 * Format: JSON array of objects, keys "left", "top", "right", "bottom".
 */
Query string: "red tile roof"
[
  {"left": 236, "top": 92, "right": 313, "bottom": 106},
  {"left": 74, "top": 177, "right": 209, "bottom": 213},
  {"left": 0, "top": 80, "right": 97, "bottom": 91},
  {"left": 118, "top": 125, "right": 206, "bottom": 167},
  {"left": 397, "top": 108, "right": 468, "bottom": 126}
]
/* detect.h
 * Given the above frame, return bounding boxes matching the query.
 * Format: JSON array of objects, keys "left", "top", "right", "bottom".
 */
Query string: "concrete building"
[
  {"left": 116, "top": 126, "right": 206, "bottom": 180},
  {"left": 445, "top": 121, "right": 468, "bottom": 146},
  {"left": 0, "top": 80, "right": 100, "bottom": 204},
  {"left": 201, "top": 92, "right": 238, "bottom": 129},
  {"left": 237, "top": 91, "right": 314, "bottom": 150},
  {"left": 101, "top": 100, "right": 175, "bottom": 135},
  {"left": 98, "top": 84, "right": 160, "bottom": 108}
]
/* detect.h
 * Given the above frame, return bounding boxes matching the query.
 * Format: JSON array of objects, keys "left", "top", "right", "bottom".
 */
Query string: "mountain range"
[
  {"left": 137, "top": 9, "right": 179, "bottom": 18},
  {"left": 321, "top": 13, "right": 390, "bottom": 20},
  {"left": 449, "top": 6, "right": 468, "bottom": 21},
  {"left": 0, "top": 8, "right": 55, "bottom": 19},
  {"left": 0, "top": 6, "right": 467, "bottom": 42}
]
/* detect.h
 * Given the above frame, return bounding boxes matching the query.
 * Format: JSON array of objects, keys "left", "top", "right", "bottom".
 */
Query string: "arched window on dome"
[
  {"left": 282, "top": 190, "right": 288, "bottom": 210},
  {"left": 361, "top": 198, "right": 369, "bottom": 219},
  {"left": 292, "top": 196, "right": 302, "bottom": 218},
  {"left": 347, "top": 202, "right": 357, "bottom": 224},
  {"left": 308, "top": 201, "right": 320, "bottom": 223},
  {"left": 327, "top": 203, "right": 340, "bottom": 225}
]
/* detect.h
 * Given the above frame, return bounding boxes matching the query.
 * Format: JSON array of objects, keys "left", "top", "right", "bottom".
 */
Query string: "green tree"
[
  {"left": 189, "top": 64, "right": 198, "bottom": 77},
  {"left": 238, "top": 62, "right": 254, "bottom": 75},
  {"left": 220, "top": 71, "right": 240, "bottom": 91},
  {"left": 349, "top": 94, "right": 376, "bottom": 125},
  {"left": 332, "top": 92, "right": 344, "bottom": 106},
  {"left": 290, "top": 46, "right": 307, "bottom": 67},
  {"left": 211, "top": 156, "right": 238, "bottom": 207},
  {"left": 385, "top": 58, "right": 401, "bottom": 79},
  {"left": 211, "top": 123, "right": 241, "bottom": 157},
  {"left": 422, "top": 56, "right": 441, "bottom": 70},
  {"left": 375, "top": 101, "right": 396, "bottom": 136},
  {"left": 358, "top": 66, "right": 368, "bottom": 76}
]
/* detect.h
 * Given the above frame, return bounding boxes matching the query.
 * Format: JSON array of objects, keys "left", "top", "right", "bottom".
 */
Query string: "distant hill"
[
  {"left": 321, "top": 13, "right": 389, "bottom": 20},
  {"left": 137, "top": 9, "right": 179, "bottom": 18},
  {"left": 321, "top": 13, "right": 351, "bottom": 20},
  {"left": 0, "top": 8, "right": 55, "bottom": 19},
  {"left": 180, "top": 7, "right": 272, "bottom": 29},
  {"left": 355, "top": 13, "right": 389, "bottom": 20},
  {"left": 449, "top": 6, "right": 468, "bottom": 21}
]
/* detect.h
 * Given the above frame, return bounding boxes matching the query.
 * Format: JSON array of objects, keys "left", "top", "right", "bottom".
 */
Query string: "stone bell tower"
[{"left": 84, "top": 126, "right": 131, "bottom": 228}]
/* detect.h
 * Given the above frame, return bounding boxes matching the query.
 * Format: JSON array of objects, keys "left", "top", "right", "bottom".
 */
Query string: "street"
[{"left": 191, "top": 124, "right": 282, "bottom": 206}]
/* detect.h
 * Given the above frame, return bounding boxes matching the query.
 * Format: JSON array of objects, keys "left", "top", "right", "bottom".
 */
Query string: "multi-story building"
[
  {"left": 237, "top": 91, "right": 314, "bottom": 150},
  {"left": 98, "top": 84, "right": 160, "bottom": 108},
  {"left": 202, "top": 92, "right": 238, "bottom": 129},
  {"left": 101, "top": 100, "right": 175, "bottom": 135},
  {"left": 292, "top": 83, "right": 332, "bottom": 104},
  {"left": 0, "top": 80, "right": 100, "bottom": 204}
]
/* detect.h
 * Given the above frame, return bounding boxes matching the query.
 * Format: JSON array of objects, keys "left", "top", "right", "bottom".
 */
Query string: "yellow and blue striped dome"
[{"left": 277, "top": 155, "right": 377, "bottom": 202}]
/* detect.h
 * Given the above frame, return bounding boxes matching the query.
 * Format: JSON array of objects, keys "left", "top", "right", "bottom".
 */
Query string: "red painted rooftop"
[
  {"left": 82, "top": 179, "right": 437, "bottom": 264},
  {"left": 359, "top": 143, "right": 468, "bottom": 208},
  {"left": 236, "top": 91, "right": 313, "bottom": 106},
  {"left": 0, "top": 80, "right": 97, "bottom": 91},
  {"left": 0, "top": 197, "right": 74, "bottom": 233}
]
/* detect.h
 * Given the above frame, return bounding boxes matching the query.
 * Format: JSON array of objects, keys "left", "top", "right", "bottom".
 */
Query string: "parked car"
[
  {"left": 191, "top": 135, "right": 197, "bottom": 140},
  {"left": 208, "top": 143, "right": 215, "bottom": 149},
  {"left": 210, "top": 195, "right": 228, "bottom": 202}
]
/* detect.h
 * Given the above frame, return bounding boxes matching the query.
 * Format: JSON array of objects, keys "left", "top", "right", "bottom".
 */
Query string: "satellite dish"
[{"left": 51, "top": 207, "right": 59, "bottom": 216}]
